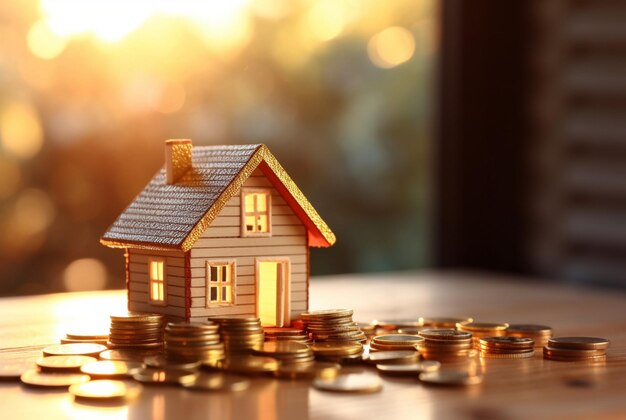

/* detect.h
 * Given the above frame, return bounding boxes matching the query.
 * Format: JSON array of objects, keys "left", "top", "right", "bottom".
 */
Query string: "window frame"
[
  {"left": 241, "top": 187, "right": 272, "bottom": 237},
  {"left": 148, "top": 257, "right": 167, "bottom": 306},
  {"left": 206, "top": 260, "right": 237, "bottom": 307}
]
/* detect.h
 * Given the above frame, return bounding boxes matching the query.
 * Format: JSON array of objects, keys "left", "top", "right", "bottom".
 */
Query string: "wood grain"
[{"left": 1, "top": 271, "right": 625, "bottom": 419}]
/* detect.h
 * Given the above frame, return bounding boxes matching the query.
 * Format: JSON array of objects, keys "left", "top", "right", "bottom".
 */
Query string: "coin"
[
  {"left": 69, "top": 379, "right": 143, "bottom": 401},
  {"left": 61, "top": 337, "right": 108, "bottom": 345},
  {"left": 365, "top": 350, "right": 420, "bottom": 365},
  {"left": 37, "top": 355, "right": 97, "bottom": 372},
  {"left": 300, "top": 309, "right": 354, "bottom": 320},
  {"left": 216, "top": 356, "right": 279, "bottom": 375},
  {"left": 310, "top": 342, "right": 363, "bottom": 357},
  {"left": 65, "top": 327, "right": 109, "bottom": 340},
  {"left": 99, "top": 349, "right": 162, "bottom": 362},
  {"left": 374, "top": 319, "right": 424, "bottom": 331},
  {"left": 263, "top": 328, "right": 306, "bottom": 337},
  {"left": 457, "top": 322, "right": 509, "bottom": 333},
  {"left": 422, "top": 317, "right": 473, "bottom": 328},
  {"left": 419, "top": 329, "right": 472, "bottom": 340},
  {"left": 182, "top": 372, "right": 251, "bottom": 392},
  {"left": 548, "top": 337, "right": 609, "bottom": 350},
  {"left": 543, "top": 346, "right": 606, "bottom": 358},
  {"left": 110, "top": 312, "right": 164, "bottom": 323},
  {"left": 43, "top": 343, "right": 107, "bottom": 358},
  {"left": 274, "top": 362, "right": 340, "bottom": 380},
  {"left": 0, "top": 361, "right": 34, "bottom": 381},
  {"left": 313, "top": 373, "right": 382, "bottom": 393},
  {"left": 144, "top": 355, "right": 201, "bottom": 370},
  {"left": 132, "top": 368, "right": 198, "bottom": 385},
  {"left": 376, "top": 361, "right": 441, "bottom": 376},
  {"left": 20, "top": 369, "right": 90, "bottom": 388},
  {"left": 480, "top": 351, "right": 535, "bottom": 359},
  {"left": 372, "top": 335, "right": 425, "bottom": 346},
  {"left": 80, "top": 361, "right": 144, "bottom": 379},
  {"left": 419, "top": 370, "right": 483, "bottom": 386}
]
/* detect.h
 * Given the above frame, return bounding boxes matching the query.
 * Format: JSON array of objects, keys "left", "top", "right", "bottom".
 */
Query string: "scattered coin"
[
  {"left": 64, "top": 327, "right": 110, "bottom": 340},
  {"left": 370, "top": 335, "right": 425, "bottom": 352},
  {"left": 132, "top": 368, "right": 198, "bottom": 385},
  {"left": 548, "top": 337, "right": 609, "bottom": 351},
  {"left": 42, "top": 343, "right": 107, "bottom": 358},
  {"left": 365, "top": 350, "right": 420, "bottom": 365},
  {"left": 457, "top": 322, "right": 509, "bottom": 349},
  {"left": 373, "top": 319, "right": 424, "bottom": 332},
  {"left": 313, "top": 373, "right": 382, "bottom": 393},
  {"left": 36, "top": 355, "right": 97, "bottom": 372},
  {"left": 20, "top": 369, "right": 90, "bottom": 388},
  {"left": 417, "top": 329, "right": 475, "bottom": 362},
  {"left": 275, "top": 361, "right": 341, "bottom": 380},
  {"left": 506, "top": 324, "right": 552, "bottom": 348},
  {"left": 422, "top": 317, "right": 473, "bottom": 329},
  {"left": 215, "top": 356, "right": 279, "bottom": 375},
  {"left": 0, "top": 361, "right": 34, "bottom": 381},
  {"left": 144, "top": 355, "right": 201, "bottom": 371},
  {"left": 99, "top": 349, "right": 161, "bottom": 362},
  {"left": 80, "top": 361, "right": 144, "bottom": 379},
  {"left": 182, "top": 372, "right": 251, "bottom": 392},
  {"left": 301, "top": 309, "right": 366, "bottom": 345},
  {"left": 252, "top": 342, "right": 314, "bottom": 366},
  {"left": 376, "top": 361, "right": 441, "bottom": 376},
  {"left": 419, "top": 370, "right": 483, "bottom": 386},
  {"left": 69, "top": 379, "right": 143, "bottom": 401}
]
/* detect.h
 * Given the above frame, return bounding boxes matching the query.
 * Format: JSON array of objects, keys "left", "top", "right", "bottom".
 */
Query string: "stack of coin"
[
  {"left": 108, "top": 313, "right": 164, "bottom": 350},
  {"left": 417, "top": 329, "right": 475, "bottom": 362},
  {"left": 479, "top": 337, "right": 535, "bottom": 359},
  {"left": 507, "top": 324, "right": 553, "bottom": 348},
  {"left": 543, "top": 337, "right": 609, "bottom": 361},
  {"left": 210, "top": 317, "right": 264, "bottom": 354},
  {"left": 457, "top": 322, "right": 508, "bottom": 349},
  {"left": 264, "top": 328, "right": 310, "bottom": 344},
  {"left": 252, "top": 342, "right": 315, "bottom": 366},
  {"left": 422, "top": 317, "right": 473, "bottom": 329},
  {"left": 369, "top": 334, "right": 424, "bottom": 352},
  {"left": 310, "top": 341, "right": 364, "bottom": 364},
  {"left": 165, "top": 322, "right": 225, "bottom": 364},
  {"left": 300, "top": 310, "right": 366, "bottom": 343}
]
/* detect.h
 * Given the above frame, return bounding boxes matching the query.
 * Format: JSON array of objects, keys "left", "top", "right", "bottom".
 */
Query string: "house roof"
[{"left": 100, "top": 144, "right": 335, "bottom": 251}]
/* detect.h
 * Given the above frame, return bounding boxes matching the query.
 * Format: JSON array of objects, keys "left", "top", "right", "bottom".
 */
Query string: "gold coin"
[
  {"left": 372, "top": 334, "right": 424, "bottom": 345},
  {"left": 109, "top": 323, "right": 162, "bottom": 330},
  {"left": 252, "top": 342, "right": 311, "bottom": 357},
  {"left": 182, "top": 372, "right": 251, "bottom": 392},
  {"left": 480, "top": 351, "right": 535, "bottom": 359},
  {"left": 80, "top": 361, "right": 144, "bottom": 379},
  {"left": 0, "top": 361, "right": 34, "bottom": 381},
  {"left": 144, "top": 355, "right": 201, "bottom": 370},
  {"left": 300, "top": 309, "right": 354, "bottom": 320},
  {"left": 61, "top": 337, "right": 108, "bottom": 345},
  {"left": 365, "top": 350, "right": 419, "bottom": 365},
  {"left": 99, "top": 349, "right": 162, "bottom": 362},
  {"left": 132, "top": 368, "right": 198, "bottom": 385},
  {"left": 313, "top": 373, "right": 382, "bottom": 393},
  {"left": 43, "top": 343, "right": 107, "bottom": 358},
  {"left": 110, "top": 312, "right": 164, "bottom": 323},
  {"left": 376, "top": 361, "right": 441, "bottom": 376},
  {"left": 274, "top": 362, "right": 340, "bottom": 380},
  {"left": 506, "top": 324, "right": 552, "bottom": 335},
  {"left": 216, "top": 356, "right": 279, "bottom": 375},
  {"left": 548, "top": 337, "right": 609, "bottom": 350},
  {"left": 65, "top": 328, "right": 109, "bottom": 340},
  {"left": 419, "top": 329, "right": 472, "bottom": 341},
  {"left": 310, "top": 342, "right": 363, "bottom": 357},
  {"left": 20, "top": 369, "right": 90, "bottom": 388},
  {"left": 263, "top": 328, "right": 305, "bottom": 336},
  {"left": 419, "top": 370, "right": 482, "bottom": 386},
  {"left": 422, "top": 317, "right": 473, "bottom": 328},
  {"left": 107, "top": 342, "right": 163, "bottom": 350},
  {"left": 457, "top": 322, "right": 509, "bottom": 332},
  {"left": 37, "top": 355, "right": 97, "bottom": 372},
  {"left": 374, "top": 319, "right": 424, "bottom": 330},
  {"left": 480, "top": 337, "right": 534, "bottom": 348},
  {"left": 69, "top": 379, "right": 143, "bottom": 400}
]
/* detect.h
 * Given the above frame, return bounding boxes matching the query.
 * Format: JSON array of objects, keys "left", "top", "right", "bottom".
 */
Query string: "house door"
[{"left": 256, "top": 259, "right": 290, "bottom": 327}]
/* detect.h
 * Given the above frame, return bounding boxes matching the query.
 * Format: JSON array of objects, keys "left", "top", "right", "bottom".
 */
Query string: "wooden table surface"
[{"left": 1, "top": 270, "right": 625, "bottom": 420}]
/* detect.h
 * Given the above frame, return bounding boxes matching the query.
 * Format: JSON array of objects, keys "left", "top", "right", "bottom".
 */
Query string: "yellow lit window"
[
  {"left": 243, "top": 189, "right": 271, "bottom": 235},
  {"left": 207, "top": 262, "right": 235, "bottom": 305},
  {"left": 149, "top": 259, "right": 165, "bottom": 303}
]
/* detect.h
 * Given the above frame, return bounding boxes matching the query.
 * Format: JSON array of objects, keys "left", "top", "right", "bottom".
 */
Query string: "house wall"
[
  {"left": 126, "top": 248, "right": 187, "bottom": 319},
  {"left": 188, "top": 168, "right": 309, "bottom": 323}
]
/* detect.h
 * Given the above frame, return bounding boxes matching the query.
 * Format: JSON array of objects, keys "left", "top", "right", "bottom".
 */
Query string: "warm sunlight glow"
[
  {"left": 368, "top": 26, "right": 415, "bottom": 68},
  {"left": 27, "top": 20, "right": 67, "bottom": 59},
  {"left": 63, "top": 258, "right": 108, "bottom": 292},
  {"left": 0, "top": 102, "right": 44, "bottom": 159},
  {"left": 0, "top": 156, "right": 22, "bottom": 199},
  {"left": 154, "top": 81, "right": 186, "bottom": 114},
  {"left": 306, "top": 1, "right": 345, "bottom": 42}
]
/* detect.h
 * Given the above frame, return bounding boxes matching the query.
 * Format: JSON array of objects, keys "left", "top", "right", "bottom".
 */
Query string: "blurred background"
[{"left": 1, "top": 0, "right": 625, "bottom": 296}]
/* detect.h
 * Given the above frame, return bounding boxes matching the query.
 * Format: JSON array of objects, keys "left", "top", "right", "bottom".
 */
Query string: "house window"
[
  {"left": 207, "top": 262, "right": 235, "bottom": 306},
  {"left": 242, "top": 189, "right": 271, "bottom": 235},
  {"left": 148, "top": 259, "right": 165, "bottom": 303}
]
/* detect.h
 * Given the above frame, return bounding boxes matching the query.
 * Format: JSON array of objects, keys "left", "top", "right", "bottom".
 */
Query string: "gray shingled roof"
[{"left": 101, "top": 144, "right": 261, "bottom": 248}]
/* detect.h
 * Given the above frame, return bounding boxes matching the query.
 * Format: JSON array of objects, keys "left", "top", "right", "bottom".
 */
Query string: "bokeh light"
[
  {"left": 63, "top": 258, "right": 108, "bottom": 292},
  {"left": 0, "top": 156, "right": 22, "bottom": 199},
  {"left": 0, "top": 102, "right": 44, "bottom": 159},
  {"left": 27, "top": 20, "right": 67, "bottom": 59},
  {"left": 368, "top": 26, "right": 416, "bottom": 68},
  {"left": 154, "top": 81, "right": 186, "bottom": 114},
  {"left": 306, "top": 1, "right": 345, "bottom": 42}
]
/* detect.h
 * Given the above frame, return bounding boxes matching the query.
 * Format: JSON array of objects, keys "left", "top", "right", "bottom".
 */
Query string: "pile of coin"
[
  {"left": 369, "top": 334, "right": 424, "bottom": 352},
  {"left": 108, "top": 313, "right": 164, "bottom": 350},
  {"left": 373, "top": 319, "right": 424, "bottom": 335},
  {"left": 300, "top": 309, "right": 366, "bottom": 343},
  {"left": 165, "top": 322, "right": 225, "bottom": 364},
  {"left": 457, "top": 322, "right": 509, "bottom": 349},
  {"left": 310, "top": 341, "right": 364, "bottom": 364},
  {"left": 264, "top": 327, "right": 310, "bottom": 344},
  {"left": 479, "top": 337, "right": 535, "bottom": 359},
  {"left": 210, "top": 317, "right": 264, "bottom": 354},
  {"left": 252, "top": 342, "right": 315, "bottom": 366},
  {"left": 543, "top": 337, "right": 609, "bottom": 361},
  {"left": 423, "top": 317, "right": 473, "bottom": 329},
  {"left": 507, "top": 324, "right": 553, "bottom": 348},
  {"left": 417, "top": 329, "right": 475, "bottom": 362},
  {"left": 61, "top": 327, "right": 109, "bottom": 345}
]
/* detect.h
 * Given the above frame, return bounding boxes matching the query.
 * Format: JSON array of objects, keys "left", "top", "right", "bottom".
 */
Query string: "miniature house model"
[{"left": 101, "top": 140, "right": 335, "bottom": 327}]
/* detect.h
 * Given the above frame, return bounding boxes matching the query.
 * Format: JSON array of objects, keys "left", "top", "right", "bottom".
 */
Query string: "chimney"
[{"left": 164, "top": 139, "right": 193, "bottom": 184}]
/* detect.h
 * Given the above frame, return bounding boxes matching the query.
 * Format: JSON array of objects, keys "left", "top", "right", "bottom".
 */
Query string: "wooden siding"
[
  {"left": 126, "top": 248, "right": 187, "bottom": 318},
  {"left": 189, "top": 169, "right": 309, "bottom": 320}
]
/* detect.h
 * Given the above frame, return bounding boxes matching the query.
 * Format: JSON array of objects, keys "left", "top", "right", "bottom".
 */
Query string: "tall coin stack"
[
  {"left": 457, "top": 322, "right": 509, "bottom": 349},
  {"left": 543, "top": 337, "right": 609, "bottom": 361},
  {"left": 300, "top": 310, "right": 367, "bottom": 344},
  {"left": 507, "top": 325, "right": 553, "bottom": 349},
  {"left": 479, "top": 337, "right": 535, "bottom": 359},
  {"left": 107, "top": 313, "right": 164, "bottom": 350},
  {"left": 210, "top": 317, "right": 265, "bottom": 354},
  {"left": 417, "top": 329, "right": 475, "bottom": 362},
  {"left": 253, "top": 342, "right": 315, "bottom": 366},
  {"left": 264, "top": 328, "right": 310, "bottom": 344},
  {"left": 164, "top": 322, "right": 225, "bottom": 364}
]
